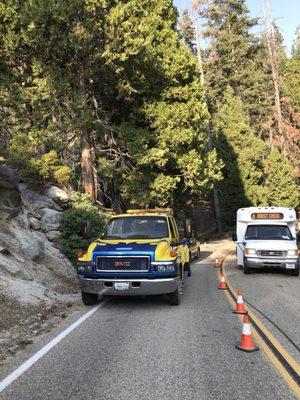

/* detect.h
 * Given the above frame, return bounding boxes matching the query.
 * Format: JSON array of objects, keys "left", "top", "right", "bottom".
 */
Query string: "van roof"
[
  {"left": 237, "top": 207, "right": 296, "bottom": 223},
  {"left": 237, "top": 207, "right": 294, "bottom": 212}
]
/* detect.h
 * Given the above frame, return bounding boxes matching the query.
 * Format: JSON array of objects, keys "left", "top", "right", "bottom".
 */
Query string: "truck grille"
[
  {"left": 259, "top": 250, "right": 286, "bottom": 257},
  {"left": 96, "top": 256, "right": 150, "bottom": 272}
]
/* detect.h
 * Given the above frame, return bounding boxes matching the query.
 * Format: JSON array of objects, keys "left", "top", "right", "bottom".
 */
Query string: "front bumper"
[
  {"left": 244, "top": 257, "right": 299, "bottom": 270},
  {"left": 78, "top": 276, "right": 180, "bottom": 296}
]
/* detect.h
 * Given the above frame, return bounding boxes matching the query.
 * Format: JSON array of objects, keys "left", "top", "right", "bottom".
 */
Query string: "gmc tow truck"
[{"left": 76, "top": 209, "right": 191, "bottom": 306}]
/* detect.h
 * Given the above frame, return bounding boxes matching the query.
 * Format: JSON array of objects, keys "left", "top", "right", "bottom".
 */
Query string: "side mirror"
[
  {"left": 232, "top": 232, "right": 237, "bottom": 242},
  {"left": 83, "top": 221, "right": 93, "bottom": 239},
  {"left": 184, "top": 219, "right": 192, "bottom": 239}
]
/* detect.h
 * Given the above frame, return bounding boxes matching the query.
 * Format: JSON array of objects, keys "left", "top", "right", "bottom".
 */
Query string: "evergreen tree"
[
  {"left": 291, "top": 25, "right": 300, "bottom": 57},
  {"left": 1, "top": 0, "right": 221, "bottom": 211},
  {"left": 23, "top": 0, "right": 110, "bottom": 198},
  {"left": 263, "top": 149, "right": 299, "bottom": 207},
  {"left": 178, "top": 9, "right": 195, "bottom": 53},
  {"left": 101, "top": 0, "right": 222, "bottom": 208},
  {"left": 283, "top": 54, "right": 300, "bottom": 114},
  {"left": 214, "top": 88, "right": 298, "bottom": 225},
  {"left": 279, "top": 29, "right": 300, "bottom": 177},
  {"left": 203, "top": 0, "right": 273, "bottom": 130}
]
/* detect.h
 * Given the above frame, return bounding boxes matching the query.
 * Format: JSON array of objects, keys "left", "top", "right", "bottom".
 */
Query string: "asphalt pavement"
[
  {"left": 0, "top": 246, "right": 296, "bottom": 400},
  {"left": 224, "top": 253, "right": 300, "bottom": 365}
]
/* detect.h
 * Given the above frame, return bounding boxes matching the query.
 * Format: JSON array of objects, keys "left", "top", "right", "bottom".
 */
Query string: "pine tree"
[
  {"left": 24, "top": 0, "right": 111, "bottom": 198},
  {"left": 102, "top": 0, "right": 222, "bottom": 208},
  {"left": 178, "top": 9, "right": 195, "bottom": 53},
  {"left": 203, "top": 0, "right": 273, "bottom": 130},
  {"left": 214, "top": 87, "right": 298, "bottom": 225},
  {"left": 263, "top": 149, "right": 299, "bottom": 207},
  {"left": 1, "top": 0, "right": 222, "bottom": 210},
  {"left": 291, "top": 25, "right": 300, "bottom": 57},
  {"left": 283, "top": 53, "right": 300, "bottom": 114}
]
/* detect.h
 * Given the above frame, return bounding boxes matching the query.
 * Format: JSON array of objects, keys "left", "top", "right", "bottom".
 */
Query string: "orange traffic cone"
[
  {"left": 236, "top": 314, "right": 259, "bottom": 352},
  {"left": 233, "top": 291, "right": 247, "bottom": 314},
  {"left": 218, "top": 274, "right": 228, "bottom": 290},
  {"left": 214, "top": 258, "right": 222, "bottom": 268}
]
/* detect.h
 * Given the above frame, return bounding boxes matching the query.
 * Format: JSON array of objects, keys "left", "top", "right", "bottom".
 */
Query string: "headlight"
[
  {"left": 152, "top": 261, "right": 176, "bottom": 272},
  {"left": 287, "top": 249, "right": 299, "bottom": 256},
  {"left": 244, "top": 248, "right": 256, "bottom": 256},
  {"left": 77, "top": 262, "right": 93, "bottom": 272},
  {"left": 156, "top": 265, "right": 167, "bottom": 272}
]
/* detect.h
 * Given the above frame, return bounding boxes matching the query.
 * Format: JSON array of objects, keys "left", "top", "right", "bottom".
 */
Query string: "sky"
[{"left": 173, "top": 0, "right": 300, "bottom": 54}]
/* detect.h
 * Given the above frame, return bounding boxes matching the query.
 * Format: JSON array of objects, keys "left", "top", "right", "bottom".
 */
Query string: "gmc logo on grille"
[{"left": 114, "top": 261, "right": 131, "bottom": 268}]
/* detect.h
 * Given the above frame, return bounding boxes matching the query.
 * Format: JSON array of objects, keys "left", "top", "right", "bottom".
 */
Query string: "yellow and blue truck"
[{"left": 76, "top": 209, "right": 191, "bottom": 306}]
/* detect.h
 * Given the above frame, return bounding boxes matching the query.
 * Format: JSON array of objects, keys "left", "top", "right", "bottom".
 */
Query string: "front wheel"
[
  {"left": 82, "top": 291, "right": 98, "bottom": 306},
  {"left": 168, "top": 286, "right": 181, "bottom": 306},
  {"left": 243, "top": 264, "right": 251, "bottom": 274},
  {"left": 289, "top": 266, "right": 299, "bottom": 276},
  {"left": 184, "top": 260, "right": 191, "bottom": 277}
]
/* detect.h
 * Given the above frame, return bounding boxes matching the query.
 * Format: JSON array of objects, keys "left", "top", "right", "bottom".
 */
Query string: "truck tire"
[
  {"left": 82, "top": 291, "right": 98, "bottom": 306},
  {"left": 168, "top": 286, "right": 181, "bottom": 306},
  {"left": 290, "top": 266, "right": 299, "bottom": 276},
  {"left": 184, "top": 260, "right": 191, "bottom": 277},
  {"left": 243, "top": 264, "right": 251, "bottom": 274}
]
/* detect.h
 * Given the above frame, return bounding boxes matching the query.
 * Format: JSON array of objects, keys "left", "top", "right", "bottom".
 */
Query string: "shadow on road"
[
  {"left": 230, "top": 261, "right": 296, "bottom": 277},
  {"left": 197, "top": 250, "right": 212, "bottom": 261},
  {"left": 245, "top": 268, "right": 297, "bottom": 277},
  {"left": 104, "top": 294, "right": 171, "bottom": 308}
]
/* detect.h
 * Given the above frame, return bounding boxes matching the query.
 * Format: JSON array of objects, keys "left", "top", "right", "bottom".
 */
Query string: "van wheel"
[
  {"left": 168, "top": 286, "right": 181, "bottom": 306},
  {"left": 290, "top": 266, "right": 299, "bottom": 277},
  {"left": 243, "top": 265, "right": 251, "bottom": 274},
  {"left": 82, "top": 291, "right": 98, "bottom": 305}
]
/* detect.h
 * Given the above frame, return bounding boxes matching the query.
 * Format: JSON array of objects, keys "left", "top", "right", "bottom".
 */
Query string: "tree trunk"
[
  {"left": 212, "top": 181, "right": 223, "bottom": 233},
  {"left": 81, "top": 134, "right": 96, "bottom": 198},
  {"left": 207, "top": 122, "right": 223, "bottom": 233},
  {"left": 192, "top": 4, "right": 223, "bottom": 233},
  {"left": 79, "top": 65, "right": 97, "bottom": 199},
  {"left": 193, "top": 16, "right": 204, "bottom": 87},
  {"left": 262, "top": 0, "right": 284, "bottom": 151}
]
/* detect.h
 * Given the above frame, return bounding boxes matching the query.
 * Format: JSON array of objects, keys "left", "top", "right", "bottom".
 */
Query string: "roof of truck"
[{"left": 111, "top": 209, "right": 173, "bottom": 218}]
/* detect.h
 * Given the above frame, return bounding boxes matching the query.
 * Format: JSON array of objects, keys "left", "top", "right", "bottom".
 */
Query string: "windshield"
[
  {"left": 102, "top": 216, "right": 169, "bottom": 239},
  {"left": 245, "top": 225, "right": 293, "bottom": 241}
]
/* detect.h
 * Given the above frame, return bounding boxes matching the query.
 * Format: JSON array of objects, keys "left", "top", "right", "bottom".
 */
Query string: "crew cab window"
[
  {"left": 168, "top": 217, "right": 176, "bottom": 239},
  {"left": 245, "top": 225, "right": 293, "bottom": 240},
  {"left": 102, "top": 216, "right": 169, "bottom": 239},
  {"left": 171, "top": 218, "right": 179, "bottom": 240}
]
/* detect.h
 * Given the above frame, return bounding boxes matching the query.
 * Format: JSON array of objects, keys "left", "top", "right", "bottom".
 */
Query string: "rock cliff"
[{"left": 0, "top": 164, "right": 78, "bottom": 363}]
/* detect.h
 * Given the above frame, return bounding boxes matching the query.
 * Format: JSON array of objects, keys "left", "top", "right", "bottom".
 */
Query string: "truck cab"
[
  {"left": 77, "top": 209, "right": 191, "bottom": 306},
  {"left": 233, "top": 207, "right": 299, "bottom": 276}
]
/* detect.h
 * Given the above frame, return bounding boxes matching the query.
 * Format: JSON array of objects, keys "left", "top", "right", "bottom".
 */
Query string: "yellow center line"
[{"left": 219, "top": 251, "right": 300, "bottom": 399}]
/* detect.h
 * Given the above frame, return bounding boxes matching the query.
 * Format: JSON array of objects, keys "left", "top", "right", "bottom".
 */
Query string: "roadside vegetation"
[
  {"left": 60, "top": 193, "right": 109, "bottom": 262},
  {"left": 0, "top": 0, "right": 299, "bottom": 240}
]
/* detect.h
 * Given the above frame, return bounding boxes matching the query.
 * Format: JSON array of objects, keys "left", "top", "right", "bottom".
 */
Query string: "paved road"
[
  {"left": 0, "top": 248, "right": 296, "bottom": 400},
  {"left": 224, "top": 252, "right": 300, "bottom": 365}
]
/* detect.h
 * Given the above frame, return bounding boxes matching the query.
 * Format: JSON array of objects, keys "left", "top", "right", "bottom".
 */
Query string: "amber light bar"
[{"left": 126, "top": 208, "right": 173, "bottom": 215}]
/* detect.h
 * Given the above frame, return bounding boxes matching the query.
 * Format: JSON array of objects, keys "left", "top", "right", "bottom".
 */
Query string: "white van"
[{"left": 233, "top": 207, "right": 299, "bottom": 276}]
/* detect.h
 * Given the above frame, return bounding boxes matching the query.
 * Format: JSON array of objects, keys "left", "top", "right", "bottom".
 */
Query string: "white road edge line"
[{"left": 0, "top": 300, "right": 107, "bottom": 393}]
